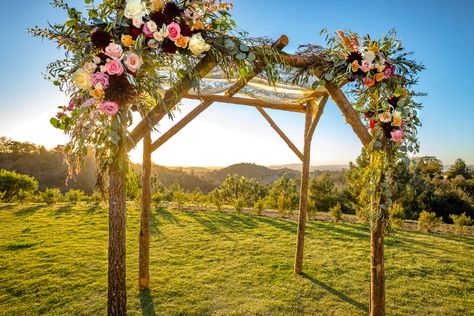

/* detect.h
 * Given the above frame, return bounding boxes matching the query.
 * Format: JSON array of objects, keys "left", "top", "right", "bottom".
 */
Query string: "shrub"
[
  {"left": 418, "top": 210, "right": 442, "bottom": 232},
  {"left": 449, "top": 213, "right": 473, "bottom": 234},
  {"left": 89, "top": 191, "right": 102, "bottom": 206},
  {"left": 172, "top": 191, "right": 186, "bottom": 209},
  {"left": 253, "top": 198, "right": 265, "bottom": 215},
  {"left": 41, "top": 188, "right": 62, "bottom": 205},
  {"left": 151, "top": 192, "right": 164, "bottom": 208},
  {"left": 0, "top": 169, "right": 38, "bottom": 202},
  {"left": 356, "top": 207, "right": 370, "bottom": 224},
  {"left": 208, "top": 190, "right": 223, "bottom": 211},
  {"left": 65, "top": 189, "right": 86, "bottom": 204},
  {"left": 329, "top": 203, "right": 343, "bottom": 223},
  {"left": 234, "top": 197, "right": 245, "bottom": 213},
  {"left": 13, "top": 189, "right": 31, "bottom": 204},
  {"left": 389, "top": 202, "right": 405, "bottom": 228}
]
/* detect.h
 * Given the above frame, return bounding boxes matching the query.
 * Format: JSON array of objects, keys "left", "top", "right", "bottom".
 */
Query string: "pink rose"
[
  {"left": 390, "top": 129, "right": 405, "bottom": 145},
  {"left": 124, "top": 52, "right": 143, "bottom": 73},
  {"left": 383, "top": 65, "right": 395, "bottom": 78},
  {"left": 142, "top": 22, "right": 154, "bottom": 38},
  {"left": 361, "top": 60, "right": 372, "bottom": 72},
  {"left": 92, "top": 72, "right": 110, "bottom": 89},
  {"left": 99, "top": 101, "right": 119, "bottom": 116},
  {"left": 82, "top": 98, "right": 97, "bottom": 108},
  {"left": 104, "top": 60, "right": 124, "bottom": 76},
  {"left": 105, "top": 43, "right": 123, "bottom": 60},
  {"left": 167, "top": 22, "right": 181, "bottom": 41}
]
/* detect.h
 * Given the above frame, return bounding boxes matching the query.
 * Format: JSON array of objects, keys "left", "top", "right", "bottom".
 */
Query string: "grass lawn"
[{"left": 0, "top": 202, "right": 473, "bottom": 315}]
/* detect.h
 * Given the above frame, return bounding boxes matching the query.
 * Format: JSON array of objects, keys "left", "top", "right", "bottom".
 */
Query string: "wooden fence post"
[{"left": 139, "top": 131, "right": 152, "bottom": 290}]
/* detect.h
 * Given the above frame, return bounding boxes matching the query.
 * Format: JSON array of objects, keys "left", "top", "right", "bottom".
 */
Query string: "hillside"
[
  {"left": 202, "top": 162, "right": 300, "bottom": 185},
  {"left": 0, "top": 203, "right": 472, "bottom": 315}
]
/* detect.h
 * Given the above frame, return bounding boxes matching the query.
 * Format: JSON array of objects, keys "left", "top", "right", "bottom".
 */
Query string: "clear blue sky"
[{"left": 0, "top": 0, "right": 473, "bottom": 166}]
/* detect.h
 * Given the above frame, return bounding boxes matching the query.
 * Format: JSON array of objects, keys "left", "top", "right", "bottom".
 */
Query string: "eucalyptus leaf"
[{"left": 236, "top": 53, "right": 247, "bottom": 60}]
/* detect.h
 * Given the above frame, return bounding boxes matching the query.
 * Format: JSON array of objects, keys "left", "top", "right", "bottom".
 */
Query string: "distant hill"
[
  {"left": 270, "top": 164, "right": 348, "bottom": 172},
  {"left": 202, "top": 163, "right": 300, "bottom": 185}
]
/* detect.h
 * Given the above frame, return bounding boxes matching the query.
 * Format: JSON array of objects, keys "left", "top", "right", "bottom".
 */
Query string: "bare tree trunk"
[
  {"left": 139, "top": 131, "right": 152, "bottom": 290},
  {"left": 370, "top": 217, "right": 385, "bottom": 316},
  {"left": 108, "top": 159, "right": 127, "bottom": 315},
  {"left": 294, "top": 104, "right": 313, "bottom": 274}
]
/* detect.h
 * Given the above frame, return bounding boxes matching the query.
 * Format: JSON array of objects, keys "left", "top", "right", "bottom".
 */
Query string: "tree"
[
  {"left": 309, "top": 173, "right": 338, "bottom": 213},
  {"left": 411, "top": 156, "right": 443, "bottom": 178},
  {"left": 446, "top": 158, "right": 472, "bottom": 179},
  {"left": 218, "top": 175, "right": 267, "bottom": 207},
  {"left": 0, "top": 169, "right": 38, "bottom": 202},
  {"left": 41, "top": 188, "right": 62, "bottom": 205},
  {"left": 267, "top": 173, "right": 299, "bottom": 214}
]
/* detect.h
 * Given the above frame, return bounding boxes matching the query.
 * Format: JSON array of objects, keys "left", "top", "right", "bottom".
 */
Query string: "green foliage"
[
  {"left": 389, "top": 202, "right": 405, "bottom": 229},
  {"left": 309, "top": 173, "right": 338, "bottom": 213},
  {"left": 169, "top": 180, "right": 186, "bottom": 209},
  {"left": 208, "top": 189, "right": 223, "bottom": 211},
  {"left": 65, "top": 189, "right": 86, "bottom": 204},
  {"left": 151, "top": 192, "right": 164, "bottom": 209},
  {"left": 252, "top": 198, "right": 265, "bottom": 216},
  {"left": 126, "top": 170, "right": 141, "bottom": 201},
  {"left": 267, "top": 173, "right": 299, "bottom": 215},
  {"left": 218, "top": 175, "right": 267, "bottom": 207},
  {"left": 328, "top": 203, "right": 343, "bottom": 223},
  {"left": 449, "top": 213, "right": 473, "bottom": 234},
  {"left": 446, "top": 158, "right": 472, "bottom": 180},
  {"left": 234, "top": 197, "right": 245, "bottom": 213},
  {"left": 418, "top": 211, "right": 442, "bottom": 232},
  {"left": 41, "top": 188, "right": 62, "bottom": 205},
  {"left": 0, "top": 169, "right": 39, "bottom": 202}
]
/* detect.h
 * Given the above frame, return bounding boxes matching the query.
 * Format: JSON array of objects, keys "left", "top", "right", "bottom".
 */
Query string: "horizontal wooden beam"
[
  {"left": 255, "top": 105, "right": 304, "bottom": 161},
  {"left": 185, "top": 94, "right": 307, "bottom": 113}
]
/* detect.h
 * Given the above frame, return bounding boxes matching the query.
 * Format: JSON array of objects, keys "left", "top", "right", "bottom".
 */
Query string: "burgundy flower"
[
  {"left": 382, "top": 122, "right": 394, "bottom": 138},
  {"left": 162, "top": 39, "right": 177, "bottom": 54},
  {"left": 163, "top": 2, "right": 183, "bottom": 19},
  {"left": 105, "top": 74, "right": 136, "bottom": 104},
  {"left": 179, "top": 21, "right": 192, "bottom": 37},
  {"left": 364, "top": 111, "right": 374, "bottom": 119},
  {"left": 388, "top": 96, "right": 400, "bottom": 108},
  {"left": 129, "top": 26, "right": 142, "bottom": 40},
  {"left": 90, "top": 30, "right": 112, "bottom": 50},
  {"left": 345, "top": 51, "right": 362, "bottom": 64}
]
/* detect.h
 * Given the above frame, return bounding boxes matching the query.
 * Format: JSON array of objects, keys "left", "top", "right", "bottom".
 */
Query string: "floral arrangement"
[
  {"left": 317, "top": 29, "right": 424, "bottom": 153},
  {"left": 30, "top": 0, "right": 281, "bottom": 181}
]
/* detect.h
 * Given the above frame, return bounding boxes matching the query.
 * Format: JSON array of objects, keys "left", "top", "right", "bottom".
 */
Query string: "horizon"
[{"left": 1, "top": 0, "right": 473, "bottom": 166}]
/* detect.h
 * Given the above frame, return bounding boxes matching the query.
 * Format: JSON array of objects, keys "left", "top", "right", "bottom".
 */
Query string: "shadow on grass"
[
  {"left": 156, "top": 208, "right": 182, "bottom": 226},
  {"left": 14, "top": 205, "right": 42, "bottom": 217},
  {"left": 308, "top": 221, "right": 369, "bottom": 240},
  {"left": 253, "top": 216, "right": 297, "bottom": 234},
  {"left": 53, "top": 205, "right": 73, "bottom": 217},
  {"left": 301, "top": 273, "right": 368, "bottom": 313},
  {"left": 139, "top": 289, "right": 156, "bottom": 316},
  {"left": 150, "top": 209, "right": 161, "bottom": 235},
  {"left": 183, "top": 210, "right": 260, "bottom": 234}
]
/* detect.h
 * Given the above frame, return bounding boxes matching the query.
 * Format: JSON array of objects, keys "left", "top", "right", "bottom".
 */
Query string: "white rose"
[
  {"left": 84, "top": 62, "right": 97, "bottom": 74},
  {"left": 188, "top": 33, "right": 211, "bottom": 56},
  {"left": 146, "top": 21, "right": 158, "bottom": 33},
  {"left": 363, "top": 51, "right": 376, "bottom": 62},
  {"left": 124, "top": 0, "right": 148, "bottom": 21},
  {"left": 72, "top": 68, "right": 92, "bottom": 90}
]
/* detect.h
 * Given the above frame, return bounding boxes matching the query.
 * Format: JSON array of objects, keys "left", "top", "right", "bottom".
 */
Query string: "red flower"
[
  {"left": 370, "top": 119, "right": 376, "bottom": 129},
  {"left": 129, "top": 26, "right": 142, "bottom": 40}
]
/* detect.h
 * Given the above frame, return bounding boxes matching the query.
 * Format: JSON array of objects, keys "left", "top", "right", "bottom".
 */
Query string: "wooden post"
[
  {"left": 139, "top": 131, "right": 152, "bottom": 290},
  {"left": 370, "top": 218, "right": 385, "bottom": 316},
  {"left": 108, "top": 146, "right": 127, "bottom": 315},
  {"left": 294, "top": 103, "right": 313, "bottom": 274}
]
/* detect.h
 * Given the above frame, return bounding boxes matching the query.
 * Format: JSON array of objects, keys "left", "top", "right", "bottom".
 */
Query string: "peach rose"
[
  {"left": 175, "top": 35, "right": 189, "bottom": 48},
  {"left": 121, "top": 35, "right": 134, "bottom": 47},
  {"left": 123, "top": 52, "right": 142, "bottom": 73}
]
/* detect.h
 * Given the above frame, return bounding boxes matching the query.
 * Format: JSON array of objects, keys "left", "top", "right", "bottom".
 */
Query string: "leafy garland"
[{"left": 29, "top": 0, "right": 283, "bottom": 184}]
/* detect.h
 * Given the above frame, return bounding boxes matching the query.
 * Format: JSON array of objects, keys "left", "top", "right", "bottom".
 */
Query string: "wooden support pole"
[
  {"left": 294, "top": 102, "right": 313, "bottom": 274},
  {"left": 139, "top": 131, "right": 152, "bottom": 290},
  {"left": 108, "top": 116, "right": 128, "bottom": 315},
  {"left": 308, "top": 95, "right": 328, "bottom": 138},
  {"left": 326, "top": 83, "right": 385, "bottom": 315},
  {"left": 255, "top": 105, "right": 304, "bottom": 161}
]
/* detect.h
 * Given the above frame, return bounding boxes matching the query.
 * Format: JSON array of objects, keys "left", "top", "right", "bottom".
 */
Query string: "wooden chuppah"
[{"left": 121, "top": 35, "right": 386, "bottom": 316}]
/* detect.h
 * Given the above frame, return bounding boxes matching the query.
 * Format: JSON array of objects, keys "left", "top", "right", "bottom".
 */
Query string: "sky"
[{"left": 0, "top": 0, "right": 473, "bottom": 167}]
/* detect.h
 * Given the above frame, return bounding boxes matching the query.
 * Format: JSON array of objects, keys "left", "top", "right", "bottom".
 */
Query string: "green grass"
[{"left": 0, "top": 203, "right": 473, "bottom": 315}]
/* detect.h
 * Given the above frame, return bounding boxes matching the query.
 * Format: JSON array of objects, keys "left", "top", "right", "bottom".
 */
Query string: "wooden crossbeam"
[
  {"left": 255, "top": 106, "right": 304, "bottom": 161},
  {"left": 185, "top": 94, "right": 307, "bottom": 113}
]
